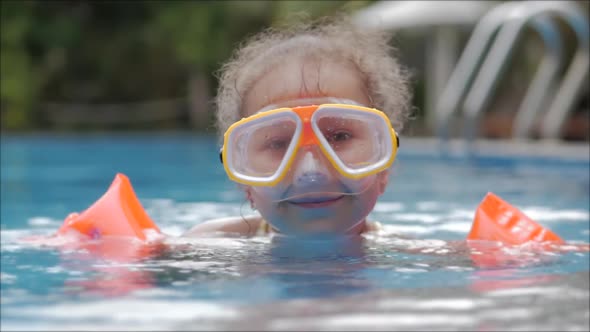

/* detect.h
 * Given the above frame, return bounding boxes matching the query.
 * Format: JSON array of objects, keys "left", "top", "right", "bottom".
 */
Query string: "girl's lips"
[{"left": 288, "top": 195, "right": 344, "bottom": 208}]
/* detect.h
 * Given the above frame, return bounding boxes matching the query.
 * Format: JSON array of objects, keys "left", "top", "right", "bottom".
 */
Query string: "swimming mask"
[{"left": 219, "top": 100, "right": 400, "bottom": 189}]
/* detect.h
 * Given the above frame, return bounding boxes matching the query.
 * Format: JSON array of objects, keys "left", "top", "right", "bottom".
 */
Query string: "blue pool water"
[{"left": 1, "top": 133, "right": 589, "bottom": 331}]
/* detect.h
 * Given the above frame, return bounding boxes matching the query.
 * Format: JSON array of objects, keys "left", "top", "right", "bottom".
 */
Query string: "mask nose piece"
[
  {"left": 297, "top": 173, "right": 329, "bottom": 186},
  {"left": 293, "top": 151, "right": 331, "bottom": 188}
]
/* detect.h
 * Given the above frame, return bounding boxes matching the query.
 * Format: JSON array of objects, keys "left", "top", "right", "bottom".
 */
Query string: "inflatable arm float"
[
  {"left": 57, "top": 173, "right": 565, "bottom": 245},
  {"left": 466, "top": 192, "right": 563, "bottom": 245},
  {"left": 57, "top": 173, "right": 160, "bottom": 240}
]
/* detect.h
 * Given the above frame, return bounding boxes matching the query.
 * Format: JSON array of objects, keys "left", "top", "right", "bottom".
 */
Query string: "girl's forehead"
[
  {"left": 256, "top": 97, "right": 362, "bottom": 114},
  {"left": 242, "top": 58, "right": 371, "bottom": 117}
]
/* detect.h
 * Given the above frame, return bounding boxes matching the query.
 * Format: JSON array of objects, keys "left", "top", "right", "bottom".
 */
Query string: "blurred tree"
[
  {"left": 0, "top": 0, "right": 375, "bottom": 131},
  {"left": 1, "top": 1, "right": 37, "bottom": 130}
]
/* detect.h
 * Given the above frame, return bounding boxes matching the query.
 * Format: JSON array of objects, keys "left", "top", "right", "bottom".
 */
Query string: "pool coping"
[
  {"left": 1, "top": 132, "right": 588, "bottom": 162},
  {"left": 400, "top": 137, "right": 590, "bottom": 162}
]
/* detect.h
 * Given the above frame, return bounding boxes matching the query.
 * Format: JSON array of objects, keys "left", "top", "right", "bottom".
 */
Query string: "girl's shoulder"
[
  {"left": 256, "top": 219, "right": 384, "bottom": 235},
  {"left": 182, "top": 215, "right": 263, "bottom": 237},
  {"left": 365, "top": 220, "right": 384, "bottom": 233},
  {"left": 184, "top": 218, "right": 384, "bottom": 237}
]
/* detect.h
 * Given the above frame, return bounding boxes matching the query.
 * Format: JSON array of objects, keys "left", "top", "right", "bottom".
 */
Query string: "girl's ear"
[
  {"left": 377, "top": 170, "right": 390, "bottom": 195},
  {"left": 244, "top": 186, "right": 255, "bottom": 209}
]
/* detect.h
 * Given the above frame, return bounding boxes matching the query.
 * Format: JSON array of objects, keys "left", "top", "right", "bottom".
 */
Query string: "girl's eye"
[
  {"left": 326, "top": 131, "right": 352, "bottom": 142},
  {"left": 267, "top": 138, "right": 289, "bottom": 150}
]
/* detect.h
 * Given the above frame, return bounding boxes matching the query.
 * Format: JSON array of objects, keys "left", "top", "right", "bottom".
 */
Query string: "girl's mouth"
[{"left": 287, "top": 195, "right": 344, "bottom": 208}]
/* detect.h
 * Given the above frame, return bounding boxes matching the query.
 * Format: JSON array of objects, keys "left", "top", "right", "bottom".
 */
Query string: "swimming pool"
[{"left": 1, "top": 133, "right": 588, "bottom": 331}]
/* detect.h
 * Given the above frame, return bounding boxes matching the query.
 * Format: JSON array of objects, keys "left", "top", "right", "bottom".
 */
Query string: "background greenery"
[
  {"left": 1, "top": 0, "right": 375, "bottom": 132},
  {"left": 1, "top": 0, "right": 588, "bottom": 140}
]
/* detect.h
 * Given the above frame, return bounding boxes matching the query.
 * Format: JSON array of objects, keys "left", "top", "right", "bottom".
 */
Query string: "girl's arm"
[{"left": 182, "top": 215, "right": 263, "bottom": 237}]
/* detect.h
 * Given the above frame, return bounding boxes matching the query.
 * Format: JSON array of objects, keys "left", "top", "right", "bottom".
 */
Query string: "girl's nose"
[{"left": 292, "top": 150, "right": 333, "bottom": 188}]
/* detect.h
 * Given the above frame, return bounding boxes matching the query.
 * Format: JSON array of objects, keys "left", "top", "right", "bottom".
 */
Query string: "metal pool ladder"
[{"left": 435, "top": 0, "right": 589, "bottom": 145}]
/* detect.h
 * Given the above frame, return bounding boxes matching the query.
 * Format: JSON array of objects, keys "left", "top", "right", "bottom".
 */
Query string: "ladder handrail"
[
  {"left": 461, "top": 1, "right": 589, "bottom": 143},
  {"left": 537, "top": 2, "right": 590, "bottom": 139},
  {"left": 462, "top": 13, "right": 563, "bottom": 142},
  {"left": 512, "top": 18, "right": 564, "bottom": 139},
  {"left": 434, "top": 1, "right": 529, "bottom": 141}
]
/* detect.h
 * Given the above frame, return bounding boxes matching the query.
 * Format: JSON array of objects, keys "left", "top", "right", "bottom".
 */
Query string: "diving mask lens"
[
  {"left": 223, "top": 110, "right": 301, "bottom": 185},
  {"left": 221, "top": 104, "right": 398, "bottom": 186},
  {"left": 312, "top": 106, "right": 396, "bottom": 177}
]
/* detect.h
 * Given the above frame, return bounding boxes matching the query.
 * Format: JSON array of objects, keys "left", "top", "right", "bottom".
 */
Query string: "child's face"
[{"left": 241, "top": 57, "right": 390, "bottom": 236}]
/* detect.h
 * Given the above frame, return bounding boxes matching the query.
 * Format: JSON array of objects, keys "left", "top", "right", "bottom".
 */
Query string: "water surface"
[{"left": 1, "top": 133, "right": 588, "bottom": 331}]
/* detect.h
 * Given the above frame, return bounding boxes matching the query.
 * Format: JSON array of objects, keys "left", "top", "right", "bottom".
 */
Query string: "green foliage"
[
  {"left": 0, "top": 0, "right": 375, "bottom": 131},
  {"left": 1, "top": 1, "right": 35, "bottom": 129}
]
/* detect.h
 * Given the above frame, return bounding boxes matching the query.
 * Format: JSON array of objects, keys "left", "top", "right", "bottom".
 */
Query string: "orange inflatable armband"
[
  {"left": 467, "top": 192, "right": 564, "bottom": 245},
  {"left": 57, "top": 173, "right": 161, "bottom": 241}
]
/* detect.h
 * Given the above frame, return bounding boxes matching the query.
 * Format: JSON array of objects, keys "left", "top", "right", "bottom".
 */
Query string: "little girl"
[{"left": 183, "top": 16, "right": 412, "bottom": 238}]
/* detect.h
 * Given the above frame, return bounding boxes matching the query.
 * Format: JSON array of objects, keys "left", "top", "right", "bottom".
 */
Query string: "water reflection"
[
  {"left": 469, "top": 268, "right": 560, "bottom": 293},
  {"left": 57, "top": 238, "right": 165, "bottom": 297},
  {"left": 55, "top": 235, "right": 374, "bottom": 299},
  {"left": 51, "top": 234, "right": 580, "bottom": 301},
  {"left": 259, "top": 235, "right": 373, "bottom": 299}
]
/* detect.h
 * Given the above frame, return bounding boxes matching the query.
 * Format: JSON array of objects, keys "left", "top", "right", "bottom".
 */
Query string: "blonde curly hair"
[{"left": 214, "top": 14, "right": 413, "bottom": 139}]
